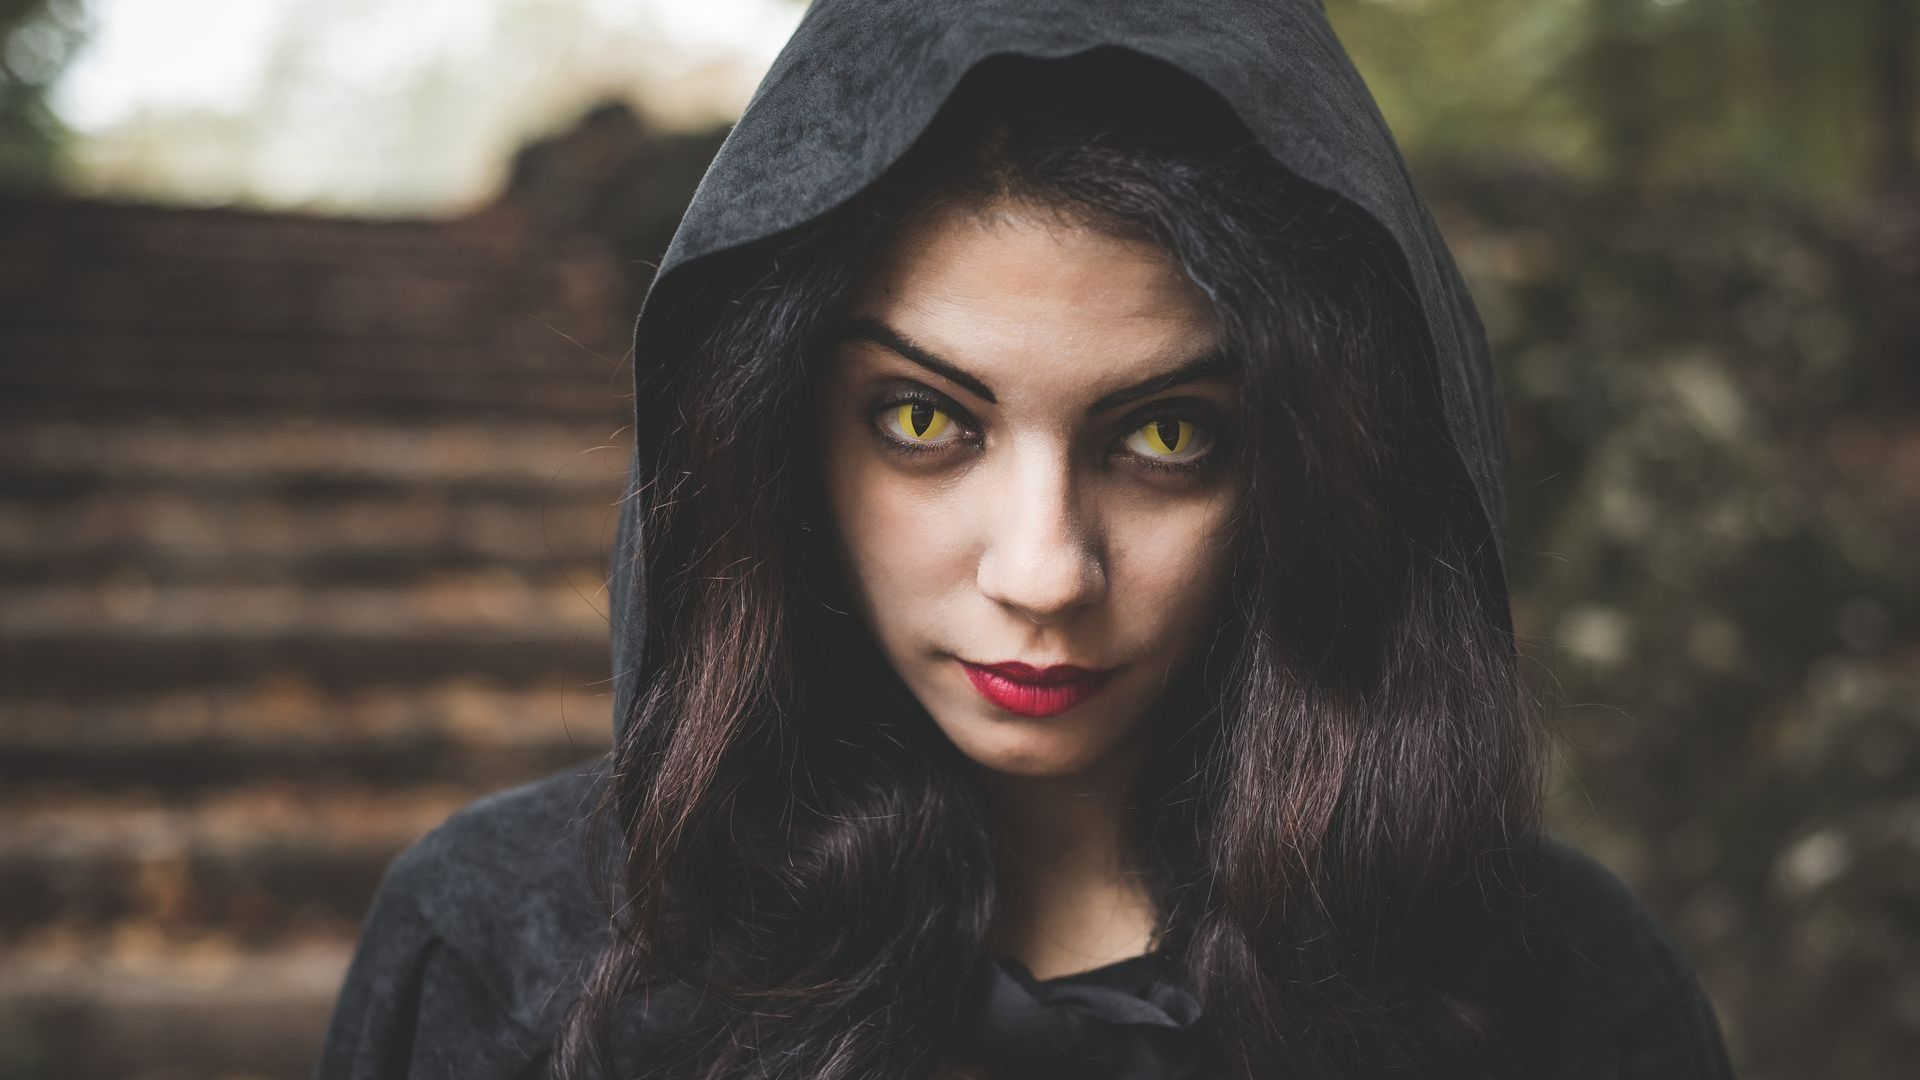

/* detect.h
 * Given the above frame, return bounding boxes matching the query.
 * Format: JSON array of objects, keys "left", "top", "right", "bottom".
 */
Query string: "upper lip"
[{"left": 962, "top": 659, "right": 1111, "bottom": 684}]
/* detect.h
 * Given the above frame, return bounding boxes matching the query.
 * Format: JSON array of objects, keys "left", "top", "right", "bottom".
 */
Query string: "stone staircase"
[{"left": 0, "top": 190, "right": 635, "bottom": 1079}]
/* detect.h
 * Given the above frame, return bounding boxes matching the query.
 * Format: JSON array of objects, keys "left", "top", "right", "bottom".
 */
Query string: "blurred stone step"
[
  {"left": 1, "top": 632, "right": 612, "bottom": 697},
  {"left": 0, "top": 488, "right": 617, "bottom": 586},
  {"left": 1, "top": 580, "right": 609, "bottom": 637},
  {"left": 0, "top": 930, "right": 352, "bottom": 1080},
  {"left": 4, "top": 328, "right": 628, "bottom": 380},
  {"left": 0, "top": 765, "right": 613, "bottom": 941},
  {"left": 0, "top": 367, "right": 630, "bottom": 424},
  {"left": 0, "top": 489, "right": 618, "bottom": 551},
  {"left": 0, "top": 204, "right": 619, "bottom": 344},
  {"left": 1, "top": 470, "right": 623, "bottom": 509},
  {"left": 0, "top": 783, "right": 501, "bottom": 936},
  {"left": 0, "top": 579, "right": 614, "bottom": 695},
  {"left": 0, "top": 551, "right": 610, "bottom": 590},
  {"left": 0, "top": 193, "right": 531, "bottom": 269},
  {"left": 0, "top": 266, "right": 608, "bottom": 341},
  {"left": 0, "top": 421, "right": 631, "bottom": 491},
  {"left": 0, "top": 677, "right": 612, "bottom": 789}
]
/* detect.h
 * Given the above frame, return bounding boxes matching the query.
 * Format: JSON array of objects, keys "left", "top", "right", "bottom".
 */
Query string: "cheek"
[
  {"left": 823, "top": 455, "right": 971, "bottom": 636},
  {"left": 1109, "top": 495, "right": 1238, "bottom": 652}
]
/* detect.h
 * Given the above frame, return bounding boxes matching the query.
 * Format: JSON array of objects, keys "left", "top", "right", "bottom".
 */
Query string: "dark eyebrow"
[
  {"left": 835, "top": 316, "right": 1232, "bottom": 414},
  {"left": 837, "top": 317, "right": 997, "bottom": 403},
  {"left": 1088, "top": 348, "right": 1234, "bottom": 413}
]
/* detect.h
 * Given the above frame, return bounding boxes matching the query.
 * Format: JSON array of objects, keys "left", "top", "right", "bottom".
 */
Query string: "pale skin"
[{"left": 814, "top": 196, "right": 1244, "bottom": 985}]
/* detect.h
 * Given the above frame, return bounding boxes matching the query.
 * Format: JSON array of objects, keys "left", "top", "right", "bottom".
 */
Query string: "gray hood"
[{"left": 608, "top": 0, "right": 1513, "bottom": 736}]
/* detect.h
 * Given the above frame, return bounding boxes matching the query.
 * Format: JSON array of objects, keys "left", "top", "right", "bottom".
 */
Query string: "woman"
[{"left": 315, "top": 2, "right": 1737, "bottom": 1078}]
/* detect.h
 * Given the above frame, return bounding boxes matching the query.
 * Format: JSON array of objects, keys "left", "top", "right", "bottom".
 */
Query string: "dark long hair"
[{"left": 557, "top": 51, "right": 1544, "bottom": 1080}]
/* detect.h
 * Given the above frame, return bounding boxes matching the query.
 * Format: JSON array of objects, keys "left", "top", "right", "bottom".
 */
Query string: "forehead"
[{"left": 841, "top": 199, "right": 1220, "bottom": 389}]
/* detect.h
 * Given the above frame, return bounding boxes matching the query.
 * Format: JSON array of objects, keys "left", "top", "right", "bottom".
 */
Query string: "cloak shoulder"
[
  {"left": 1503, "top": 837, "right": 1739, "bottom": 1079},
  {"left": 311, "top": 762, "right": 609, "bottom": 1080},
  {"left": 311, "top": 763, "right": 1733, "bottom": 1079}
]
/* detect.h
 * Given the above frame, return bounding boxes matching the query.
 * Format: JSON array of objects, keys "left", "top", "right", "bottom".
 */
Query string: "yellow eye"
[
  {"left": 887, "top": 401, "right": 959, "bottom": 445},
  {"left": 1124, "top": 417, "right": 1209, "bottom": 465}
]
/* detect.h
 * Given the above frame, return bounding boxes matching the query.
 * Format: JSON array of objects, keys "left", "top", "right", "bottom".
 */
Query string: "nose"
[{"left": 975, "top": 446, "right": 1106, "bottom": 624}]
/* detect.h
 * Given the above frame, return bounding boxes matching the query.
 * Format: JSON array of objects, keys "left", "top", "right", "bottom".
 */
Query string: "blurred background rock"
[{"left": 0, "top": 1, "right": 1912, "bottom": 1077}]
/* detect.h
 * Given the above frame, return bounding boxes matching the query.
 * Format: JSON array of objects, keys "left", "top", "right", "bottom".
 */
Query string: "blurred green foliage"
[
  {"left": 5, "top": 1, "right": 1913, "bottom": 204},
  {"left": 1418, "top": 127, "right": 1918, "bottom": 1080},
  {"left": 1329, "top": 0, "right": 1918, "bottom": 200},
  {"left": 1331, "top": 6, "right": 1918, "bottom": 1076},
  {"left": 0, "top": 0, "right": 84, "bottom": 189}
]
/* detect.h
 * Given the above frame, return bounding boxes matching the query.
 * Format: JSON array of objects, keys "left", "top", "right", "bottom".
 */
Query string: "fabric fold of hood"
[{"left": 608, "top": 0, "right": 1515, "bottom": 738}]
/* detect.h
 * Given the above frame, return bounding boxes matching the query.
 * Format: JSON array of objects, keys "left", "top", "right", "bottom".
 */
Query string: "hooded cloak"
[{"left": 313, "top": 2, "right": 1737, "bottom": 1077}]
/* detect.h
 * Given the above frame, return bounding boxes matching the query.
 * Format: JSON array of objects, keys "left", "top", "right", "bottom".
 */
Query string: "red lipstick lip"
[
  {"left": 957, "top": 659, "right": 1117, "bottom": 718},
  {"left": 969, "top": 660, "right": 1106, "bottom": 684}
]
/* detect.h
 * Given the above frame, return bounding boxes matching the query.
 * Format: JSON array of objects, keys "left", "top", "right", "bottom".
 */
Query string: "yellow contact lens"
[
  {"left": 896, "top": 402, "right": 952, "bottom": 442},
  {"left": 1141, "top": 418, "right": 1193, "bottom": 456}
]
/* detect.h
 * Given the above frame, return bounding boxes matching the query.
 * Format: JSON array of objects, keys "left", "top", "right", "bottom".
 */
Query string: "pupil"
[
  {"left": 1156, "top": 419, "right": 1181, "bottom": 450},
  {"left": 911, "top": 403, "right": 934, "bottom": 437}
]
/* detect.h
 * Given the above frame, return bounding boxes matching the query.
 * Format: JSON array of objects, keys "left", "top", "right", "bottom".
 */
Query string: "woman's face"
[{"left": 815, "top": 197, "right": 1244, "bottom": 783}]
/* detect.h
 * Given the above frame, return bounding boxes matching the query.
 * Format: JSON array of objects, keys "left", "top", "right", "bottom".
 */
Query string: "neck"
[{"left": 984, "top": 734, "right": 1160, "bottom": 980}]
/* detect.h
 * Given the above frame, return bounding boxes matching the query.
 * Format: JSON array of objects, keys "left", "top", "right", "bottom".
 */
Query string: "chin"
[{"left": 927, "top": 704, "right": 1144, "bottom": 781}]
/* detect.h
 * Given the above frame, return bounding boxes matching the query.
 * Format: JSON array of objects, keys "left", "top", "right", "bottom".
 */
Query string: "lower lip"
[{"left": 958, "top": 662, "right": 1115, "bottom": 718}]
